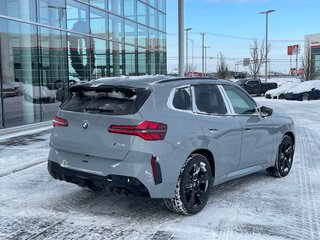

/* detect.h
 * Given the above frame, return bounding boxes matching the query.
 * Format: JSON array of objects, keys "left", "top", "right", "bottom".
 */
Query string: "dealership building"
[
  {"left": 305, "top": 33, "right": 320, "bottom": 79},
  {"left": 0, "top": 0, "right": 167, "bottom": 129}
]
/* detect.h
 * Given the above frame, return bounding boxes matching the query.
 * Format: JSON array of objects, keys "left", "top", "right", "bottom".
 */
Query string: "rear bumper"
[{"left": 48, "top": 160, "right": 150, "bottom": 197}]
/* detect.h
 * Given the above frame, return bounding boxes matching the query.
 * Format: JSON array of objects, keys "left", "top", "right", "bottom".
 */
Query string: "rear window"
[{"left": 61, "top": 87, "right": 152, "bottom": 115}]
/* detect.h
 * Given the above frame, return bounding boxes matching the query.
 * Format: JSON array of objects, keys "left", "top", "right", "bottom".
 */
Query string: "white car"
[
  {"left": 23, "top": 84, "right": 56, "bottom": 104},
  {"left": 265, "top": 82, "right": 300, "bottom": 99}
]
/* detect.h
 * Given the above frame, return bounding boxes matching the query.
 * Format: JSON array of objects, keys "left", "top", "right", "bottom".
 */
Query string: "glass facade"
[
  {"left": 311, "top": 48, "right": 320, "bottom": 79},
  {"left": 0, "top": 0, "right": 166, "bottom": 129}
]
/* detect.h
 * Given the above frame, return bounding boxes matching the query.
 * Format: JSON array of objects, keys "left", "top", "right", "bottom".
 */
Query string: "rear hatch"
[{"left": 51, "top": 83, "right": 152, "bottom": 160}]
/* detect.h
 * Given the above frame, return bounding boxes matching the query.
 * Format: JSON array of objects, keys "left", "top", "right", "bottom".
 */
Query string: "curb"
[{"left": 0, "top": 121, "right": 53, "bottom": 141}]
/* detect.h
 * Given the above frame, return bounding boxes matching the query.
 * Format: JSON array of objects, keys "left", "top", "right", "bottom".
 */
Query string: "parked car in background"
[
  {"left": 285, "top": 80, "right": 320, "bottom": 101},
  {"left": 48, "top": 76, "right": 295, "bottom": 215},
  {"left": 235, "top": 78, "right": 278, "bottom": 96},
  {"left": 2, "top": 83, "right": 17, "bottom": 98},
  {"left": 23, "top": 84, "right": 56, "bottom": 103},
  {"left": 265, "top": 82, "right": 300, "bottom": 99}
]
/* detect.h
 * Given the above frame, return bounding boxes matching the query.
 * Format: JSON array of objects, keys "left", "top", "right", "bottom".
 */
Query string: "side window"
[
  {"left": 172, "top": 87, "right": 191, "bottom": 110},
  {"left": 223, "top": 85, "right": 257, "bottom": 114},
  {"left": 194, "top": 85, "right": 227, "bottom": 114}
]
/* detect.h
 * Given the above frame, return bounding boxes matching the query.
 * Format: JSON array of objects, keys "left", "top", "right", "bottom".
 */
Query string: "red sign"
[
  {"left": 311, "top": 41, "right": 320, "bottom": 49},
  {"left": 287, "top": 45, "right": 299, "bottom": 55}
]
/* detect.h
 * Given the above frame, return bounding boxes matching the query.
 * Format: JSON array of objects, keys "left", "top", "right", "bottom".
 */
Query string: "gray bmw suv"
[{"left": 48, "top": 76, "right": 295, "bottom": 215}]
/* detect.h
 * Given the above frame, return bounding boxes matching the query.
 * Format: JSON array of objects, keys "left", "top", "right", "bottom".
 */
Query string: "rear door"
[
  {"left": 50, "top": 86, "right": 151, "bottom": 160},
  {"left": 192, "top": 84, "right": 243, "bottom": 177}
]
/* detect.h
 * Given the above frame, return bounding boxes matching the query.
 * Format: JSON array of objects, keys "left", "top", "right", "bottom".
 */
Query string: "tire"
[
  {"left": 278, "top": 94, "right": 286, "bottom": 99},
  {"left": 267, "top": 135, "right": 294, "bottom": 178},
  {"left": 164, "top": 154, "right": 212, "bottom": 215},
  {"left": 302, "top": 93, "right": 309, "bottom": 101}
]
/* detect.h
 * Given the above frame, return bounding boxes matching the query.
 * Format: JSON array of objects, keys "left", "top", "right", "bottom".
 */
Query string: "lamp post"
[
  {"left": 188, "top": 38, "right": 194, "bottom": 66},
  {"left": 185, "top": 28, "right": 192, "bottom": 75},
  {"left": 178, "top": 0, "right": 184, "bottom": 76},
  {"left": 200, "top": 32, "right": 206, "bottom": 74},
  {"left": 204, "top": 46, "right": 210, "bottom": 75},
  {"left": 259, "top": 9, "right": 276, "bottom": 82}
]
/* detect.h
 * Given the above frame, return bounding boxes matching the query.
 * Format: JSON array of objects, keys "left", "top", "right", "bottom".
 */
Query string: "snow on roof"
[
  {"left": 266, "top": 81, "right": 300, "bottom": 95},
  {"left": 288, "top": 80, "right": 320, "bottom": 93}
]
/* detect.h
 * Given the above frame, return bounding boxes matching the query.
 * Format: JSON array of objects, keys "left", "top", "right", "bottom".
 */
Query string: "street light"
[
  {"left": 185, "top": 28, "right": 192, "bottom": 75},
  {"left": 204, "top": 46, "right": 210, "bottom": 75},
  {"left": 178, "top": 0, "right": 184, "bottom": 76},
  {"left": 200, "top": 33, "right": 206, "bottom": 74},
  {"left": 259, "top": 9, "right": 276, "bottom": 82},
  {"left": 188, "top": 38, "right": 194, "bottom": 66}
]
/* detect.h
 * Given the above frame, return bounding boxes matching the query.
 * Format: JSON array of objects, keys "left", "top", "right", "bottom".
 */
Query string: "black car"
[
  {"left": 235, "top": 78, "right": 278, "bottom": 96},
  {"left": 286, "top": 87, "right": 320, "bottom": 101}
]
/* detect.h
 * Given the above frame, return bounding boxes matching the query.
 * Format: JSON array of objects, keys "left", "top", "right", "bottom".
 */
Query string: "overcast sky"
[{"left": 166, "top": 0, "right": 319, "bottom": 74}]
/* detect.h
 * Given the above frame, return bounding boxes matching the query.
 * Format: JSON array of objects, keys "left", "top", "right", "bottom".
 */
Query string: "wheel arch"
[
  {"left": 190, "top": 149, "right": 215, "bottom": 178},
  {"left": 284, "top": 131, "right": 295, "bottom": 146}
]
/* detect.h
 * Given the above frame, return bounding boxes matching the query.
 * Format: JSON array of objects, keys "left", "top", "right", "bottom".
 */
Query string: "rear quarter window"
[{"left": 61, "top": 87, "right": 151, "bottom": 115}]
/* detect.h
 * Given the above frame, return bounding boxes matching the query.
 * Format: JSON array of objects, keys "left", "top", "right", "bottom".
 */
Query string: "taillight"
[
  {"left": 108, "top": 121, "right": 167, "bottom": 140},
  {"left": 53, "top": 116, "right": 68, "bottom": 127}
]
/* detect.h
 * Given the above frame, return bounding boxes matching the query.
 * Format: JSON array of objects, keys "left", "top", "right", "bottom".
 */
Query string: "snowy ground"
[{"left": 1, "top": 98, "right": 320, "bottom": 240}]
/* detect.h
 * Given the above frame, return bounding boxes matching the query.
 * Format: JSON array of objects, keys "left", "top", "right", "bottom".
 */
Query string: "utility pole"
[
  {"left": 178, "top": 0, "right": 184, "bottom": 76},
  {"left": 259, "top": 10, "right": 276, "bottom": 82},
  {"left": 200, "top": 32, "right": 206, "bottom": 75},
  {"left": 185, "top": 28, "right": 192, "bottom": 75}
]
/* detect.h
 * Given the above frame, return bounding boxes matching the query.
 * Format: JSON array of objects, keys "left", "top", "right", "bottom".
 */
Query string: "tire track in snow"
[
  {"left": 295, "top": 126, "right": 320, "bottom": 240},
  {"left": 0, "top": 160, "right": 47, "bottom": 178}
]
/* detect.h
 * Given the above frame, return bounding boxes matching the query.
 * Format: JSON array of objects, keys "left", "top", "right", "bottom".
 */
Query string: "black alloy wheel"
[
  {"left": 267, "top": 135, "right": 294, "bottom": 178},
  {"left": 164, "top": 154, "right": 212, "bottom": 215},
  {"left": 182, "top": 161, "right": 210, "bottom": 210}
]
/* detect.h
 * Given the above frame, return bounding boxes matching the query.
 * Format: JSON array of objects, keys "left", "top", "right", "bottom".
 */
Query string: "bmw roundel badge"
[{"left": 82, "top": 120, "right": 89, "bottom": 129}]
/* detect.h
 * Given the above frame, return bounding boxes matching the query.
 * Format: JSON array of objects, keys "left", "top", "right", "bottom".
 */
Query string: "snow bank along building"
[
  {"left": 0, "top": 0, "right": 167, "bottom": 129},
  {"left": 305, "top": 33, "right": 320, "bottom": 79}
]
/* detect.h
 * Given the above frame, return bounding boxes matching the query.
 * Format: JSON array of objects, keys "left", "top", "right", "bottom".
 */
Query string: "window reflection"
[
  {"left": 39, "top": 0, "right": 66, "bottom": 28},
  {"left": 125, "top": 20, "right": 136, "bottom": 45},
  {"left": 90, "top": 0, "right": 108, "bottom": 10},
  {"left": 125, "top": 45, "right": 136, "bottom": 76},
  {"left": 0, "top": 19, "right": 41, "bottom": 127},
  {"left": 93, "top": 38, "right": 108, "bottom": 79},
  {"left": 137, "top": 2, "right": 147, "bottom": 25},
  {"left": 124, "top": 0, "right": 135, "bottom": 20},
  {"left": 138, "top": 24, "right": 148, "bottom": 48},
  {"left": 90, "top": 7, "right": 108, "bottom": 39},
  {"left": 68, "top": 33, "right": 95, "bottom": 81},
  {"left": 0, "top": 0, "right": 37, "bottom": 22},
  {"left": 0, "top": 0, "right": 166, "bottom": 129},
  {"left": 67, "top": 0, "right": 89, "bottom": 34},
  {"left": 109, "top": 0, "right": 123, "bottom": 16}
]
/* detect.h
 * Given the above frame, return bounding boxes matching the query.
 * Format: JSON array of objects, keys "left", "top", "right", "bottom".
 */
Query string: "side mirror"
[{"left": 260, "top": 106, "right": 273, "bottom": 117}]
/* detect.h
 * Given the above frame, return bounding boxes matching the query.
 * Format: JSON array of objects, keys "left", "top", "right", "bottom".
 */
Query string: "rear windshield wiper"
[{"left": 84, "top": 107, "right": 114, "bottom": 113}]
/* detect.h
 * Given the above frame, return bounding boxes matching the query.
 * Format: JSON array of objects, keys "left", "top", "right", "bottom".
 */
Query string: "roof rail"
[{"left": 156, "top": 76, "right": 218, "bottom": 84}]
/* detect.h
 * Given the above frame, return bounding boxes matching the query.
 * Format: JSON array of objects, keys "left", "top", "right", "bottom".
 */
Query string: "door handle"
[{"left": 245, "top": 128, "right": 252, "bottom": 131}]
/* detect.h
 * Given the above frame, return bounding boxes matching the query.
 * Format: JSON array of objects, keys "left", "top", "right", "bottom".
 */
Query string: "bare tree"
[
  {"left": 301, "top": 43, "right": 315, "bottom": 81},
  {"left": 249, "top": 40, "right": 270, "bottom": 78},
  {"left": 185, "top": 63, "right": 197, "bottom": 74},
  {"left": 216, "top": 53, "right": 229, "bottom": 79}
]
